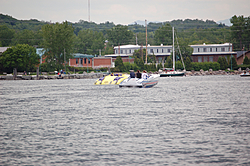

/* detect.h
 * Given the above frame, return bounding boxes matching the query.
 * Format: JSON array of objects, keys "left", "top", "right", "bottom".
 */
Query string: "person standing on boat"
[
  {"left": 136, "top": 70, "right": 142, "bottom": 79},
  {"left": 142, "top": 70, "right": 148, "bottom": 79},
  {"left": 130, "top": 70, "right": 135, "bottom": 78}
]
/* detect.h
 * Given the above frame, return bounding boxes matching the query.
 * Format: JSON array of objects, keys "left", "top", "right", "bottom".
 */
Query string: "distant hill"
[{"left": 0, "top": 14, "right": 229, "bottom": 35}]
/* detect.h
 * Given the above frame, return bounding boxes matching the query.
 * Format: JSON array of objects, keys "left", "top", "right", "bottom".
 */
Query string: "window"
[
  {"left": 203, "top": 48, "right": 207, "bottom": 52},
  {"left": 84, "top": 58, "right": 86, "bottom": 64},
  {"left": 168, "top": 49, "right": 171, "bottom": 53},
  {"left": 76, "top": 59, "right": 78, "bottom": 64},
  {"left": 129, "top": 49, "right": 131, "bottom": 53},
  {"left": 221, "top": 48, "right": 225, "bottom": 52},
  {"left": 157, "top": 49, "right": 158, "bottom": 53},
  {"left": 121, "top": 50, "right": 123, "bottom": 54},
  {"left": 162, "top": 49, "right": 164, "bottom": 53},
  {"left": 150, "top": 49, "right": 153, "bottom": 53},
  {"left": 210, "top": 48, "right": 212, "bottom": 52},
  {"left": 209, "top": 56, "right": 213, "bottom": 62},
  {"left": 216, "top": 48, "right": 218, "bottom": 52},
  {"left": 198, "top": 48, "right": 200, "bottom": 52},
  {"left": 80, "top": 59, "right": 83, "bottom": 64},
  {"left": 88, "top": 59, "right": 90, "bottom": 64},
  {"left": 158, "top": 58, "right": 162, "bottom": 63},
  {"left": 198, "top": 56, "right": 202, "bottom": 62},
  {"left": 204, "top": 56, "right": 208, "bottom": 62}
]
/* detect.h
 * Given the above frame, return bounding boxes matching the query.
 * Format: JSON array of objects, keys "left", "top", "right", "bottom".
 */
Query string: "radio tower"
[{"left": 88, "top": 0, "right": 90, "bottom": 22}]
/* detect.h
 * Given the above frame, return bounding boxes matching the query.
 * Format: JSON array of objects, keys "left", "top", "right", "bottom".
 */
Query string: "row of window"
[
  {"left": 115, "top": 48, "right": 171, "bottom": 54},
  {"left": 198, "top": 56, "right": 213, "bottom": 62},
  {"left": 76, "top": 58, "right": 90, "bottom": 64},
  {"left": 150, "top": 49, "right": 171, "bottom": 53},
  {"left": 115, "top": 49, "right": 133, "bottom": 54},
  {"left": 197, "top": 47, "right": 230, "bottom": 52}
]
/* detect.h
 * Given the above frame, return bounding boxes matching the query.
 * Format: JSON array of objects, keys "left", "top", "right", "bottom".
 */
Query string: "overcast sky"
[{"left": 1, "top": 0, "right": 250, "bottom": 25}]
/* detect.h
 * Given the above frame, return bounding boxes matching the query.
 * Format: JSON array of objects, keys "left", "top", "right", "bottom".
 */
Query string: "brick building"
[
  {"left": 69, "top": 53, "right": 113, "bottom": 69},
  {"left": 237, "top": 51, "right": 250, "bottom": 65},
  {"left": 190, "top": 43, "right": 237, "bottom": 62}
]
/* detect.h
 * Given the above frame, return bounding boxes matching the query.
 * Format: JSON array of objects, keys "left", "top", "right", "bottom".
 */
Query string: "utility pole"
[
  {"left": 145, "top": 19, "right": 147, "bottom": 64},
  {"left": 136, "top": 33, "right": 138, "bottom": 45},
  {"left": 64, "top": 48, "right": 66, "bottom": 72},
  {"left": 173, "top": 27, "right": 175, "bottom": 71}
]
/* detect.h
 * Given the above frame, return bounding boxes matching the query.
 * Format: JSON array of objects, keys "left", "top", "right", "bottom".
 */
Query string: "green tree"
[
  {"left": 107, "top": 25, "right": 134, "bottom": 45},
  {"left": 175, "top": 61, "right": 184, "bottom": 70},
  {"left": 134, "top": 56, "right": 144, "bottom": 70},
  {"left": 175, "top": 37, "right": 193, "bottom": 61},
  {"left": 217, "top": 56, "right": 228, "bottom": 70},
  {"left": 185, "top": 57, "right": 192, "bottom": 71},
  {"left": 0, "top": 25, "right": 15, "bottom": 46},
  {"left": 12, "top": 29, "right": 37, "bottom": 46},
  {"left": 228, "top": 56, "right": 238, "bottom": 69},
  {"left": 133, "top": 48, "right": 150, "bottom": 63},
  {"left": 164, "top": 56, "right": 172, "bottom": 68},
  {"left": 41, "top": 21, "right": 75, "bottom": 70},
  {"left": 114, "top": 56, "right": 125, "bottom": 72},
  {"left": 230, "top": 15, "right": 250, "bottom": 50},
  {"left": 157, "top": 63, "right": 163, "bottom": 70},
  {"left": 76, "top": 29, "right": 104, "bottom": 55},
  {"left": 154, "top": 23, "right": 172, "bottom": 45},
  {"left": 123, "top": 62, "right": 139, "bottom": 72},
  {"left": 243, "top": 56, "right": 250, "bottom": 65},
  {"left": 0, "top": 44, "right": 39, "bottom": 73}
]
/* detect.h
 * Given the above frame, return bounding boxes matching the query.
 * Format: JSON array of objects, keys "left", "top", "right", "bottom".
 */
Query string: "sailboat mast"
[{"left": 172, "top": 27, "right": 175, "bottom": 71}]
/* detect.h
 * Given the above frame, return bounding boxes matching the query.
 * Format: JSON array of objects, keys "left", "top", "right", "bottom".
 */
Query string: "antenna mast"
[
  {"left": 145, "top": 19, "right": 147, "bottom": 64},
  {"left": 173, "top": 27, "right": 175, "bottom": 71},
  {"left": 88, "top": 0, "right": 90, "bottom": 22}
]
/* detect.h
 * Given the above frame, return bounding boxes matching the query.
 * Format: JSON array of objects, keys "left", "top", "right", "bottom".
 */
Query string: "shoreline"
[
  {"left": 0, "top": 70, "right": 248, "bottom": 80},
  {"left": 0, "top": 73, "right": 106, "bottom": 80}
]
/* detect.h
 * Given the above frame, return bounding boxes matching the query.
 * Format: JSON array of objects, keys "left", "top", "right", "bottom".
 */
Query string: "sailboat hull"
[{"left": 160, "top": 72, "right": 185, "bottom": 77}]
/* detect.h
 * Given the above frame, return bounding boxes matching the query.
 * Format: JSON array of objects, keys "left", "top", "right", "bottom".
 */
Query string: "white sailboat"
[{"left": 160, "top": 27, "right": 185, "bottom": 77}]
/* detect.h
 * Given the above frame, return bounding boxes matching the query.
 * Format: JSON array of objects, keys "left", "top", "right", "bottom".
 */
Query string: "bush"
[
  {"left": 176, "top": 61, "right": 184, "bottom": 70},
  {"left": 68, "top": 66, "right": 93, "bottom": 72},
  {"left": 238, "top": 64, "right": 250, "bottom": 70},
  {"left": 124, "top": 62, "right": 139, "bottom": 72},
  {"left": 191, "top": 62, "right": 221, "bottom": 71}
]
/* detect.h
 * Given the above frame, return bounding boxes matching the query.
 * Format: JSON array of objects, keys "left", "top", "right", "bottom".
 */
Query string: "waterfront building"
[
  {"left": 69, "top": 53, "right": 113, "bottom": 69},
  {"left": 237, "top": 50, "right": 250, "bottom": 65},
  {"left": 105, "top": 44, "right": 172, "bottom": 63},
  {"left": 190, "top": 43, "right": 237, "bottom": 62}
]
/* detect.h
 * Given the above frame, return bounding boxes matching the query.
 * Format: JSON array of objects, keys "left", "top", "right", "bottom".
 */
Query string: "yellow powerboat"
[{"left": 94, "top": 74, "right": 129, "bottom": 85}]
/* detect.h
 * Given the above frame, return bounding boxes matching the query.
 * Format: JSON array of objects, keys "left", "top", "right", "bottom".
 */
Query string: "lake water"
[{"left": 0, "top": 75, "right": 250, "bottom": 165}]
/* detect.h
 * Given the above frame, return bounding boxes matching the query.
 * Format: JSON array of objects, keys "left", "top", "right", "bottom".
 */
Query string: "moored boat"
[
  {"left": 160, "top": 27, "right": 185, "bottom": 77},
  {"left": 159, "top": 68, "right": 185, "bottom": 77}
]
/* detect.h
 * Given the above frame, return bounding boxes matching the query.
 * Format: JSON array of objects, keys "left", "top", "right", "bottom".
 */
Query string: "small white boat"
[
  {"left": 240, "top": 71, "right": 250, "bottom": 77},
  {"left": 240, "top": 73, "right": 250, "bottom": 77},
  {"left": 119, "top": 74, "right": 159, "bottom": 88}
]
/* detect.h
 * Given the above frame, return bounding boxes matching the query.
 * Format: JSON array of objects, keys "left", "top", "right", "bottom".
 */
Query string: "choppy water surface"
[{"left": 0, "top": 75, "right": 250, "bottom": 165}]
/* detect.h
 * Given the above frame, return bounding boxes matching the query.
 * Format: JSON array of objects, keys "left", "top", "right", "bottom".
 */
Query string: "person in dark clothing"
[
  {"left": 130, "top": 70, "right": 135, "bottom": 78},
  {"left": 136, "top": 70, "right": 142, "bottom": 79}
]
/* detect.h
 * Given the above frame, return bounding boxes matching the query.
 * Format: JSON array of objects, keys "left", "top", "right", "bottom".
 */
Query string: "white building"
[
  {"left": 190, "top": 43, "right": 237, "bottom": 62},
  {"left": 105, "top": 44, "right": 172, "bottom": 63}
]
